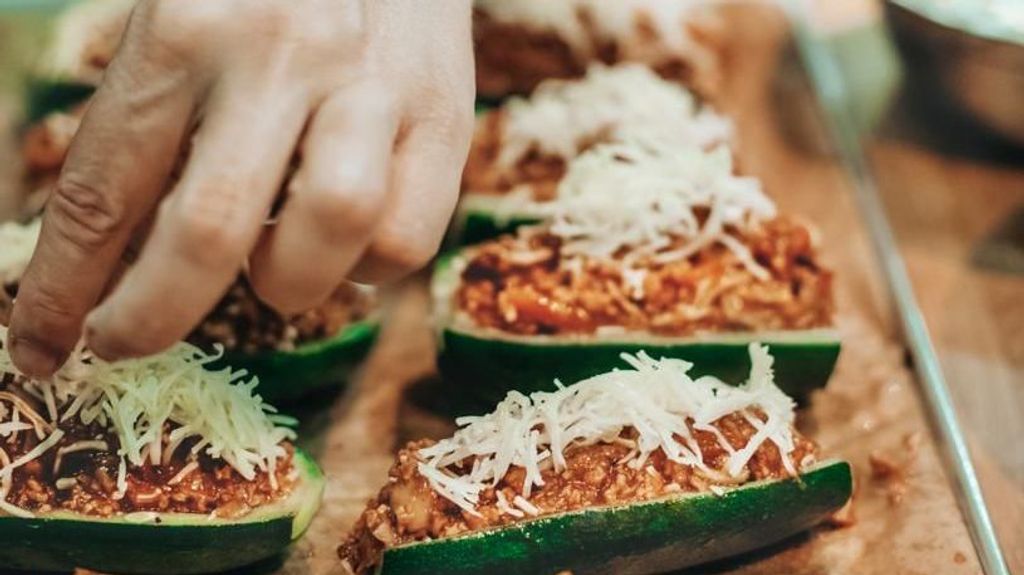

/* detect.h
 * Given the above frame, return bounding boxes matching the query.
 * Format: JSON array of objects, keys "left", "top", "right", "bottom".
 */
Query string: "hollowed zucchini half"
[
  {"left": 0, "top": 449, "right": 324, "bottom": 575},
  {"left": 432, "top": 252, "right": 839, "bottom": 409},
  {"left": 216, "top": 318, "right": 380, "bottom": 403},
  {"left": 378, "top": 459, "right": 852, "bottom": 575}
]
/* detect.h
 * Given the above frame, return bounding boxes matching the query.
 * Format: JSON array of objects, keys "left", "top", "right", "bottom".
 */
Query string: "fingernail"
[
  {"left": 8, "top": 334, "right": 62, "bottom": 377},
  {"left": 84, "top": 310, "right": 128, "bottom": 362}
]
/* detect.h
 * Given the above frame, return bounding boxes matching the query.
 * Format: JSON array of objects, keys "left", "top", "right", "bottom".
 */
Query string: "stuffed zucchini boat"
[
  {"left": 18, "top": 106, "right": 383, "bottom": 403},
  {"left": 188, "top": 278, "right": 380, "bottom": 403},
  {"left": 457, "top": 64, "right": 734, "bottom": 245},
  {"left": 473, "top": 0, "right": 724, "bottom": 101},
  {"left": 0, "top": 325, "right": 324, "bottom": 574},
  {"left": 438, "top": 139, "right": 840, "bottom": 406},
  {"left": 341, "top": 345, "right": 853, "bottom": 575}
]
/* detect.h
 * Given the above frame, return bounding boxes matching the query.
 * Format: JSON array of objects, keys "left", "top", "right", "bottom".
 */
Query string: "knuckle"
[
  {"left": 170, "top": 196, "right": 248, "bottom": 267},
  {"left": 48, "top": 177, "right": 125, "bottom": 252},
  {"left": 304, "top": 184, "right": 384, "bottom": 238}
]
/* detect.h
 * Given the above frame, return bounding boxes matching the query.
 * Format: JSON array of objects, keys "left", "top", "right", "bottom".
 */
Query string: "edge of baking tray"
[{"left": 782, "top": 4, "right": 1010, "bottom": 574}]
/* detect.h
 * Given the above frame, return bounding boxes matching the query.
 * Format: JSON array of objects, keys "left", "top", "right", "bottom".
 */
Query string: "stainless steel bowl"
[{"left": 885, "top": 0, "right": 1024, "bottom": 146}]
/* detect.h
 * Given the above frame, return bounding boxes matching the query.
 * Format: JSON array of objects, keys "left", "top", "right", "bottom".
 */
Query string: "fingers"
[
  {"left": 8, "top": 53, "right": 195, "bottom": 377},
  {"left": 84, "top": 82, "right": 309, "bottom": 360},
  {"left": 349, "top": 109, "right": 473, "bottom": 283},
  {"left": 248, "top": 85, "right": 396, "bottom": 313}
]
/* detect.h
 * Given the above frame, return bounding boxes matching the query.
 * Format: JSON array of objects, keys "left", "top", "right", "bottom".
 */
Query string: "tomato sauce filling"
[
  {"left": 340, "top": 412, "right": 818, "bottom": 574},
  {"left": 454, "top": 218, "right": 833, "bottom": 336}
]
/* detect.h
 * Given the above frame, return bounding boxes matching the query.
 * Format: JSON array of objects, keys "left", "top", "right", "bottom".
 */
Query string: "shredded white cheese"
[
  {"left": 0, "top": 325, "right": 296, "bottom": 517},
  {"left": 543, "top": 139, "right": 775, "bottom": 278},
  {"left": 418, "top": 343, "right": 798, "bottom": 515},
  {"left": 0, "top": 220, "right": 41, "bottom": 285},
  {"left": 496, "top": 64, "right": 732, "bottom": 170}
]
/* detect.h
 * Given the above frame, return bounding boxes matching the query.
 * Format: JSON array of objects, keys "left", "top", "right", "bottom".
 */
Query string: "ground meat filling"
[
  {"left": 188, "top": 279, "right": 375, "bottom": 355},
  {"left": 456, "top": 218, "right": 833, "bottom": 336},
  {"left": 463, "top": 111, "right": 569, "bottom": 202},
  {"left": 473, "top": 8, "right": 721, "bottom": 100},
  {"left": 340, "top": 412, "right": 818, "bottom": 574},
  {"left": 0, "top": 378, "right": 295, "bottom": 518}
]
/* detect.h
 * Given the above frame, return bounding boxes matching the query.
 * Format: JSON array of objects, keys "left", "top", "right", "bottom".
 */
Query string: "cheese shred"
[
  {"left": 496, "top": 64, "right": 732, "bottom": 170},
  {"left": 542, "top": 139, "right": 775, "bottom": 279},
  {"left": 0, "top": 325, "right": 295, "bottom": 517},
  {"left": 418, "top": 344, "right": 797, "bottom": 514}
]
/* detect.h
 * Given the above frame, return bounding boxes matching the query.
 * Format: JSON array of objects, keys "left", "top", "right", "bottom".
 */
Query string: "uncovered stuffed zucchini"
[
  {"left": 456, "top": 64, "right": 734, "bottom": 245},
  {"left": 341, "top": 345, "right": 852, "bottom": 575},
  {"left": 438, "top": 140, "right": 840, "bottom": 406},
  {"left": 189, "top": 278, "right": 380, "bottom": 403},
  {"left": 0, "top": 325, "right": 324, "bottom": 574}
]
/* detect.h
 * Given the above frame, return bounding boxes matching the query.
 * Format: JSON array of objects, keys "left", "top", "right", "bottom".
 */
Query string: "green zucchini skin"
[
  {"left": 451, "top": 209, "right": 541, "bottom": 246},
  {"left": 438, "top": 327, "right": 841, "bottom": 410},
  {"left": 379, "top": 460, "right": 852, "bottom": 575},
  {"left": 220, "top": 319, "right": 380, "bottom": 403},
  {"left": 0, "top": 449, "right": 325, "bottom": 575},
  {"left": 24, "top": 79, "right": 95, "bottom": 123}
]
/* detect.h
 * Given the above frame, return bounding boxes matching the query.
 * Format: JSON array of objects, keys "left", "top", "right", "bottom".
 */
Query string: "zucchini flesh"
[
  {"left": 379, "top": 460, "right": 852, "bottom": 575},
  {"left": 0, "top": 449, "right": 324, "bottom": 575}
]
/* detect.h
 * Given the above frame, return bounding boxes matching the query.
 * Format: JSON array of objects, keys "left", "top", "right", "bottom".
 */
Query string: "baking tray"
[{"left": 0, "top": 2, "right": 1007, "bottom": 574}]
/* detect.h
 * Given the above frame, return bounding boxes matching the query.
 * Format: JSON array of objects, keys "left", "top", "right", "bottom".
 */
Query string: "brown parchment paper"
[{"left": 273, "top": 6, "right": 985, "bottom": 575}]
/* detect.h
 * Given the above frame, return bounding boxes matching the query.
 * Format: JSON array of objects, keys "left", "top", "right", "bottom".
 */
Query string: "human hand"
[{"left": 8, "top": 0, "right": 474, "bottom": 375}]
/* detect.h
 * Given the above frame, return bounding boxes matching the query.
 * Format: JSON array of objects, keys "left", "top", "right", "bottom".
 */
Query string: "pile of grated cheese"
[
  {"left": 540, "top": 138, "right": 775, "bottom": 283},
  {"left": 495, "top": 63, "right": 732, "bottom": 170},
  {"left": 0, "top": 325, "right": 295, "bottom": 518},
  {"left": 0, "top": 220, "right": 41, "bottom": 285},
  {"left": 417, "top": 343, "right": 799, "bottom": 516},
  {"left": 477, "top": 0, "right": 707, "bottom": 61}
]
